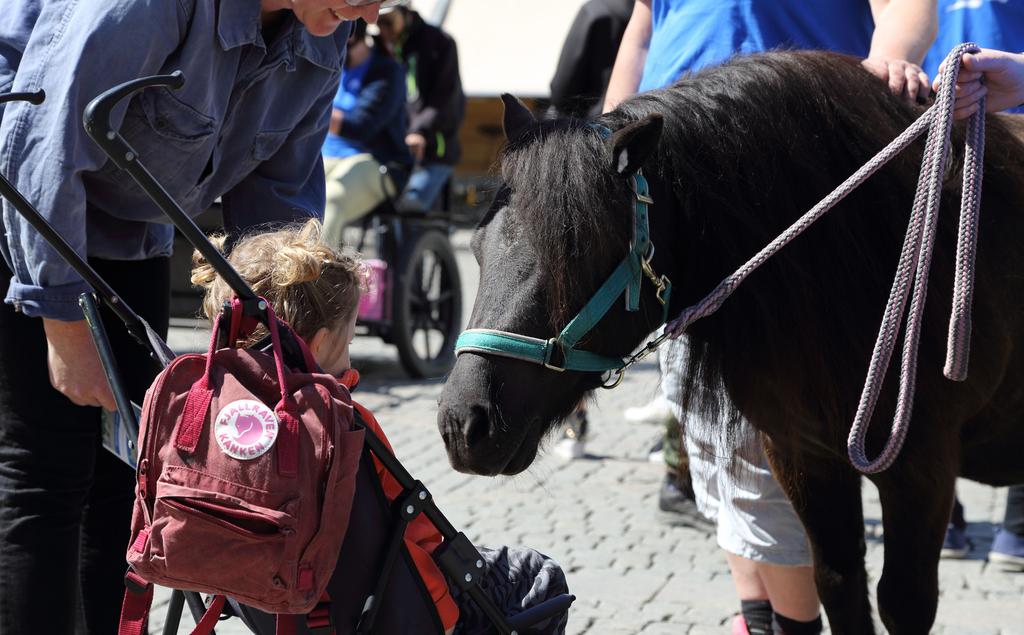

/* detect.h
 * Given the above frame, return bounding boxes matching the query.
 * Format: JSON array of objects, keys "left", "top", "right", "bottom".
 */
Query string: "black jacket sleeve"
[{"left": 408, "top": 35, "right": 463, "bottom": 137}]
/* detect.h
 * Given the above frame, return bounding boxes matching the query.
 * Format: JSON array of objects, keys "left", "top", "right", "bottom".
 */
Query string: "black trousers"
[{"left": 0, "top": 257, "right": 169, "bottom": 635}]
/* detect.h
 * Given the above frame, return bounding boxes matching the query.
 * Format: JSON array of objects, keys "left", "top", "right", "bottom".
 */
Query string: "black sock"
[
  {"left": 740, "top": 599, "right": 773, "bottom": 635},
  {"left": 773, "top": 612, "right": 823, "bottom": 635}
]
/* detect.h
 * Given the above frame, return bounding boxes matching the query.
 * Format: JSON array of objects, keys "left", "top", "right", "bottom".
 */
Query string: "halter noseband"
[{"left": 455, "top": 123, "right": 672, "bottom": 388}]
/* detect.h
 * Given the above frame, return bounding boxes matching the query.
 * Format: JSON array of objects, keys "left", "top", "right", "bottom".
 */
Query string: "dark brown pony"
[{"left": 437, "top": 51, "right": 1024, "bottom": 633}]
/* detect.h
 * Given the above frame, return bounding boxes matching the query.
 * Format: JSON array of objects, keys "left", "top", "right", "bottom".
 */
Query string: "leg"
[
  {"left": 322, "top": 154, "right": 396, "bottom": 247},
  {"left": 397, "top": 163, "right": 454, "bottom": 212},
  {"left": 767, "top": 451, "right": 874, "bottom": 634},
  {"left": 78, "top": 257, "right": 169, "bottom": 633},
  {"left": 1001, "top": 484, "right": 1024, "bottom": 535},
  {"left": 989, "top": 484, "right": 1024, "bottom": 568},
  {"left": 0, "top": 260, "right": 100, "bottom": 634},
  {"left": 872, "top": 438, "right": 958, "bottom": 635}
]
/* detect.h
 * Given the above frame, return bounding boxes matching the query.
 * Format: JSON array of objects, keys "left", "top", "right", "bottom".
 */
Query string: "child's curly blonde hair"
[{"left": 190, "top": 220, "right": 362, "bottom": 345}]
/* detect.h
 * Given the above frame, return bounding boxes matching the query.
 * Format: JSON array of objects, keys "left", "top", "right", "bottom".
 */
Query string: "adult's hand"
[
  {"left": 405, "top": 132, "right": 426, "bottom": 162},
  {"left": 42, "top": 318, "right": 116, "bottom": 411},
  {"left": 936, "top": 49, "right": 1024, "bottom": 120},
  {"left": 862, "top": 57, "right": 931, "bottom": 103}
]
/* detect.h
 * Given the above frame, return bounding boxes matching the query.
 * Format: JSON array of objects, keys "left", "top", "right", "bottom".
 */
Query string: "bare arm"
[
  {"left": 863, "top": 0, "right": 938, "bottom": 101},
  {"left": 602, "top": 0, "right": 652, "bottom": 113}
]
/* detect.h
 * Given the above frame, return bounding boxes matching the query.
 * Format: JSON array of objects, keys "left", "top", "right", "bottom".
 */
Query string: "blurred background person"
[
  {"left": 322, "top": 18, "right": 412, "bottom": 246},
  {"left": 377, "top": 4, "right": 466, "bottom": 213},
  {"left": 549, "top": 0, "right": 635, "bottom": 119}
]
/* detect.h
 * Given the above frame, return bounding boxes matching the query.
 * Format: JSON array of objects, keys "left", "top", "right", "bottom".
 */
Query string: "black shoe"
[{"left": 658, "top": 475, "right": 714, "bottom": 532}]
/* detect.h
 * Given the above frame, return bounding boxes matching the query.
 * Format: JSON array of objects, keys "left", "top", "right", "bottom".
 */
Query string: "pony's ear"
[
  {"left": 501, "top": 93, "right": 536, "bottom": 142},
  {"left": 609, "top": 114, "right": 664, "bottom": 175}
]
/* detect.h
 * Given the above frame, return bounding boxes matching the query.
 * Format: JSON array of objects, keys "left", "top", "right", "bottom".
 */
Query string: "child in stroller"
[{"left": 188, "top": 219, "right": 570, "bottom": 635}]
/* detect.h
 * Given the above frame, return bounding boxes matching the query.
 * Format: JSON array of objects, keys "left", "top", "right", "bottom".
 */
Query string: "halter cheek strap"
[{"left": 455, "top": 123, "right": 673, "bottom": 379}]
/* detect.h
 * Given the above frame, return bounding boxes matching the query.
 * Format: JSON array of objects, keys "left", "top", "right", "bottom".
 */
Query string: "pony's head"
[{"left": 437, "top": 95, "right": 673, "bottom": 475}]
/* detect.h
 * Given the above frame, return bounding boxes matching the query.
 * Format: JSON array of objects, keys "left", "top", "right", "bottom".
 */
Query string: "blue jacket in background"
[
  {"left": 324, "top": 47, "right": 412, "bottom": 169},
  {"left": 0, "top": 0, "right": 348, "bottom": 320}
]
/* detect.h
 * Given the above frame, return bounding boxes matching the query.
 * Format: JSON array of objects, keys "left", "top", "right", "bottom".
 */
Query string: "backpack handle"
[{"left": 174, "top": 298, "right": 311, "bottom": 477}]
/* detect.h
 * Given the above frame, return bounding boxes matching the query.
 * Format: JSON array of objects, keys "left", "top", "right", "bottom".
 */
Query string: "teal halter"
[{"left": 455, "top": 124, "right": 673, "bottom": 386}]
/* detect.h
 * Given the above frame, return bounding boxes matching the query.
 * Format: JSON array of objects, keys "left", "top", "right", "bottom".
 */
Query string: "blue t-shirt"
[
  {"left": 925, "top": 0, "right": 1024, "bottom": 113},
  {"left": 322, "top": 58, "right": 373, "bottom": 159},
  {"left": 639, "top": 0, "right": 875, "bottom": 91}
]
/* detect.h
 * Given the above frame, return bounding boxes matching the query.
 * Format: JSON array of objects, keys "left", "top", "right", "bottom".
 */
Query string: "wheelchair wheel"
[{"left": 392, "top": 229, "right": 462, "bottom": 378}]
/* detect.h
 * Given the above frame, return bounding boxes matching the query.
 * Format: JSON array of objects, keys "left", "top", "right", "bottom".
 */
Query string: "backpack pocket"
[{"left": 135, "top": 467, "right": 302, "bottom": 609}]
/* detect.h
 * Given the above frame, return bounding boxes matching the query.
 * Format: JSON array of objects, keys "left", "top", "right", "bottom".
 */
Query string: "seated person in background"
[
  {"left": 322, "top": 19, "right": 412, "bottom": 247},
  {"left": 191, "top": 220, "right": 570, "bottom": 635},
  {"left": 376, "top": 5, "right": 465, "bottom": 212}
]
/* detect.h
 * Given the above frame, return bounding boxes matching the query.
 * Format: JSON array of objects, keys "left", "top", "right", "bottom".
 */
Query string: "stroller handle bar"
[
  {"left": 83, "top": 71, "right": 258, "bottom": 305},
  {"left": 0, "top": 90, "right": 45, "bottom": 106}
]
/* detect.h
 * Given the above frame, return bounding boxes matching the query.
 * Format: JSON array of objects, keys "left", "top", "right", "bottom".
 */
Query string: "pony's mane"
[{"left": 500, "top": 120, "right": 632, "bottom": 327}]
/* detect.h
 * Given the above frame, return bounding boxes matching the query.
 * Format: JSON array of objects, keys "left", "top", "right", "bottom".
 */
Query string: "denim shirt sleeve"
[
  {"left": 221, "top": 75, "right": 339, "bottom": 235},
  {"left": 0, "top": 1, "right": 186, "bottom": 320}
]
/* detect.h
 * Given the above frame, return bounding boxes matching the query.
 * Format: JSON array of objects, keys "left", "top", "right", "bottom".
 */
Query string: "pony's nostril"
[{"left": 462, "top": 404, "right": 491, "bottom": 450}]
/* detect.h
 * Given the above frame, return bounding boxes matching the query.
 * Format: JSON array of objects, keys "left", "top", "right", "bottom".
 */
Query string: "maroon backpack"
[{"left": 118, "top": 302, "right": 365, "bottom": 634}]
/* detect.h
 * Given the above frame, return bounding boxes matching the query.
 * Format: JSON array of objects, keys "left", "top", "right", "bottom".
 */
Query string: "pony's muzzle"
[{"left": 437, "top": 402, "right": 506, "bottom": 476}]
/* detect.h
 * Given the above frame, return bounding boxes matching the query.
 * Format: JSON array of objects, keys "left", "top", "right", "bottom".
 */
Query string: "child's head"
[{"left": 191, "top": 220, "right": 362, "bottom": 376}]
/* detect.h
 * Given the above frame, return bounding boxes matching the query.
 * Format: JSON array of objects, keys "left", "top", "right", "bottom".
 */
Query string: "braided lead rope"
[{"left": 664, "top": 44, "right": 984, "bottom": 474}]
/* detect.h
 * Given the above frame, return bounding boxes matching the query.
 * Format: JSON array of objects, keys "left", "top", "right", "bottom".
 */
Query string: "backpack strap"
[
  {"left": 118, "top": 571, "right": 228, "bottom": 635},
  {"left": 117, "top": 571, "right": 153, "bottom": 635},
  {"left": 174, "top": 298, "right": 311, "bottom": 477}
]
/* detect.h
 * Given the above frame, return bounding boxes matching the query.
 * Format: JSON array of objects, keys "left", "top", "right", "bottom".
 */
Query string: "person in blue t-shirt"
[
  {"left": 603, "top": 2, "right": 937, "bottom": 633},
  {"left": 321, "top": 19, "right": 412, "bottom": 247}
]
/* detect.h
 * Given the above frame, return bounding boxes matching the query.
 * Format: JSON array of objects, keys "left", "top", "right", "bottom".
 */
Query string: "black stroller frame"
[{"left": 0, "top": 80, "right": 573, "bottom": 634}]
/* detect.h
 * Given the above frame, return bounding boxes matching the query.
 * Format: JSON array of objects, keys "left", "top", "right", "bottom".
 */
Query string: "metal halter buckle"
[{"left": 542, "top": 338, "right": 568, "bottom": 372}]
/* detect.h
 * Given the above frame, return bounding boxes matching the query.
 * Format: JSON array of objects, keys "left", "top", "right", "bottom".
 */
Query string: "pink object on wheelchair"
[{"left": 358, "top": 259, "right": 388, "bottom": 321}]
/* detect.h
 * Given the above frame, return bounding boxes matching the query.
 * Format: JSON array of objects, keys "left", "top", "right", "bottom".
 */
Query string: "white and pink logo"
[{"left": 214, "top": 400, "right": 279, "bottom": 460}]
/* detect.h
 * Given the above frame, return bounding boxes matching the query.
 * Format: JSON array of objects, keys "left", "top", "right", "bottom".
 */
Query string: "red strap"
[
  {"left": 117, "top": 573, "right": 153, "bottom": 635},
  {"left": 188, "top": 595, "right": 227, "bottom": 635},
  {"left": 265, "top": 305, "right": 301, "bottom": 477},
  {"left": 276, "top": 614, "right": 299, "bottom": 635},
  {"left": 175, "top": 317, "right": 221, "bottom": 453}
]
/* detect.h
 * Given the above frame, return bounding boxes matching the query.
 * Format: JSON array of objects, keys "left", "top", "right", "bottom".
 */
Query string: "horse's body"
[{"left": 438, "top": 51, "right": 1024, "bottom": 633}]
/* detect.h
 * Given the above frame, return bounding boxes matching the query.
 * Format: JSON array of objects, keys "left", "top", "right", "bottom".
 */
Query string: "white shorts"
[{"left": 660, "top": 339, "right": 812, "bottom": 567}]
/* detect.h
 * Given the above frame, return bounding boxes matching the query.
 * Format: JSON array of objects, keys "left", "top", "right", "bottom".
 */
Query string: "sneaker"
[
  {"left": 940, "top": 523, "right": 971, "bottom": 559},
  {"left": 624, "top": 395, "right": 675, "bottom": 425},
  {"left": 658, "top": 475, "right": 713, "bottom": 531},
  {"left": 731, "top": 615, "right": 751, "bottom": 635},
  {"left": 553, "top": 410, "right": 588, "bottom": 460},
  {"left": 988, "top": 528, "right": 1024, "bottom": 570}
]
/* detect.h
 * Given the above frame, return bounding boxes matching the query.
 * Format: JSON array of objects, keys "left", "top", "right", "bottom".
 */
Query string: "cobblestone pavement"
[{"left": 154, "top": 231, "right": 1022, "bottom": 634}]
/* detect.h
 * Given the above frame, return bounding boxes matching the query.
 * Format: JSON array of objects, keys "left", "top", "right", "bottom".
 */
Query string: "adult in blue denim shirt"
[{"left": 0, "top": 1, "right": 397, "bottom": 633}]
